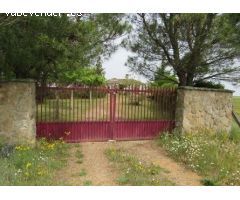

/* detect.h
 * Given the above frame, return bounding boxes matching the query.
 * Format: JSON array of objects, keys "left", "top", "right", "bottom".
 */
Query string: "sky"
[{"left": 103, "top": 47, "right": 240, "bottom": 96}]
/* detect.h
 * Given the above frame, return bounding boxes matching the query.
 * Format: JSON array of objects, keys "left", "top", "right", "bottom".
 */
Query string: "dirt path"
[
  {"left": 114, "top": 140, "right": 202, "bottom": 186},
  {"left": 54, "top": 145, "right": 84, "bottom": 185},
  {"left": 80, "top": 142, "right": 119, "bottom": 185},
  {"left": 56, "top": 142, "right": 119, "bottom": 185},
  {"left": 56, "top": 140, "right": 201, "bottom": 186}
]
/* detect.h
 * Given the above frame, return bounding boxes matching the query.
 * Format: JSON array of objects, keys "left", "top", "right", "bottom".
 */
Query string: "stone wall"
[
  {"left": 175, "top": 86, "right": 233, "bottom": 134},
  {"left": 0, "top": 80, "right": 36, "bottom": 144}
]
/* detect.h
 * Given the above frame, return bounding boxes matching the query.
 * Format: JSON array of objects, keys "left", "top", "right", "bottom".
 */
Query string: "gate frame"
[{"left": 36, "top": 85, "right": 177, "bottom": 142}]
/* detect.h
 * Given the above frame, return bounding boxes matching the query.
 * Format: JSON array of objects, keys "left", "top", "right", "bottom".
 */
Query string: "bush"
[
  {"left": 194, "top": 81, "right": 225, "bottom": 89},
  {"left": 157, "top": 131, "right": 240, "bottom": 186}
]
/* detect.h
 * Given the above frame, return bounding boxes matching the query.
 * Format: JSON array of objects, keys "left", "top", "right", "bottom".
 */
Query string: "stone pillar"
[
  {"left": 175, "top": 86, "right": 233, "bottom": 134},
  {"left": 0, "top": 80, "right": 36, "bottom": 144}
]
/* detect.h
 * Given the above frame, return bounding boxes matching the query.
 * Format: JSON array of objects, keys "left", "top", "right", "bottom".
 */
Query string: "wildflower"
[
  {"left": 64, "top": 131, "right": 71, "bottom": 136},
  {"left": 15, "top": 146, "right": 21, "bottom": 150},
  {"left": 47, "top": 143, "right": 55, "bottom": 150},
  {"left": 15, "top": 145, "right": 30, "bottom": 151}
]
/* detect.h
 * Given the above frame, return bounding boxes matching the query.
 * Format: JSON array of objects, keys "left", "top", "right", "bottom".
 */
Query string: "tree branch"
[
  {"left": 138, "top": 13, "right": 175, "bottom": 68},
  {"left": 195, "top": 68, "right": 240, "bottom": 82}
]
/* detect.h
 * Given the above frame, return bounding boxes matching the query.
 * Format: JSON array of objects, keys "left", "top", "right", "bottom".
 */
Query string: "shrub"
[{"left": 194, "top": 81, "right": 225, "bottom": 89}]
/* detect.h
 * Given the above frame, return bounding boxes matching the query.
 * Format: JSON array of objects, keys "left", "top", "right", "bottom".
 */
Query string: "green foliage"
[
  {"left": 107, "top": 78, "right": 143, "bottom": 89},
  {"left": 233, "top": 97, "right": 240, "bottom": 116},
  {"left": 105, "top": 148, "right": 173, "bottom": 186},
  {"left": 151, "top": 67, "right": 178, "bottom": 88},
  {"left": 125, "top": 14, "right": 240, "bottom": 86},
  {"left": 229, "top": 123, "right": 240, "bottom": 143},
  {"left": 0, "top": 14, "right": 128, "bottom": 84},
  {"left": 0, "top": 15, "right": 71, "bottom": 81},
  {"left": 201, "top": 178, "right": 216, "bottom": 186},
  {"left": 194, "top": 81, "right": 225, "bottom": 89},
  {"left": 157, "top": 131, "right": 240, "bottom": 186},
  {"left": 0, "top": 138, "right": 69, "bottom": 185},
  {"left": 63, "top": 67, "right": 106, "bottom": 86}
]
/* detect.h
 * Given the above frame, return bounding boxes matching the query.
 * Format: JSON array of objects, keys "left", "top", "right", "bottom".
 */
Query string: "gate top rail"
[{"left": 36, "top": 85, "right": 177, "bottom": 93}]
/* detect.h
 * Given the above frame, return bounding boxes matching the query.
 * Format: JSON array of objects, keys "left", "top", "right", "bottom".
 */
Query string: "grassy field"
[
  {"left": 37, "top": 97, "right": 109, "bottom": 122},
  {"left": 157, "top": 131, "right": 240, "bottom": 186},
  {"left": 0, "top": 137, "right": 69, "bottom": 185},
  {"left": 232, "top": 97, "right": 240, "bottom": 130},
  {"left": 37, "top": 94, "right": 174, "bottom": 122},
  {"left": 116, "top": 94, "right": 174, "bottom": 120},
  {"left": 233, "top": 96, "right": 240, "bottom": 115}
]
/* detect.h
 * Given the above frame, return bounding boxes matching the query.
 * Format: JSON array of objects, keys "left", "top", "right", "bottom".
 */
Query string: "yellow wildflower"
[
  {"left": 15, "top": 146, "right": 21, "bottom": 150},
  {"left": 15, "top": 145, "right": 30, "bottom": 151},
  {"left": 47, "top": 143, "right": 55, "bottom": 150}
]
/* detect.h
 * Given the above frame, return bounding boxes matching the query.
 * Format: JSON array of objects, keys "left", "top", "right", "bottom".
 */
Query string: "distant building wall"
[
  {"left": 175, "top": 87, "right": 233, "bottom": 134},
  {"left": 0, "top": 80, "right": 36, "bottom": 144}
]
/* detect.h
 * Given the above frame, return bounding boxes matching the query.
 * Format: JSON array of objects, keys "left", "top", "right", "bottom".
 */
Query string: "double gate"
[{"left": 36, "top": 85, "right": 177, "bottom": 142}]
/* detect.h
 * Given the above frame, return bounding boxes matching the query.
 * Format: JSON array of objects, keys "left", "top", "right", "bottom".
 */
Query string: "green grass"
[
  {"left": 105, "top": 148, "right": 174, "bottom": 186},
  {"left": 75, "top": 149, "right": 84, "bottom": 164},
  {"left": 83, "top": 180, "right": 92, "bottom": 186},
  {"left": 232, "top": 96, "right": 240, "bottom": 136},
  {"left": 0, "top": 137, "right": 69, "bottom": 185},
  {"left": 157, "top": 131, "right": 240, "bottom": 186},
  {"left": 233, "top": 96, "right": 240, "bottom": 116},
  {"left": 37, "top": 98, "right": 107, "bottom": 122},
  {"left": 117, "top": 94, "right": 172, "bottom": 120},
  {"left": 37, "top": 94, "right": 174, "bottom": 122},
  {"left": 79, "top": 169, "right": 87, "bottom": 177}
]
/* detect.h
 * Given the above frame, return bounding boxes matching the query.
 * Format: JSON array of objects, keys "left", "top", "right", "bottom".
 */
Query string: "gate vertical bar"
[{"left": 109, "top": 90, "right": 116, "bottom": 140}]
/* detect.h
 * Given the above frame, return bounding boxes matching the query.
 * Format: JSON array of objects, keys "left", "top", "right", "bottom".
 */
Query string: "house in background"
[{"left": 107, "top": 74, "right": 144, "bottom": 89}]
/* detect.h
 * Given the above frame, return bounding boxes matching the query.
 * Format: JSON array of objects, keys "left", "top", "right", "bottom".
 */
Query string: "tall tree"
[
  {"left": 125, "top": 14, "right": 240, "bottom": 86},
  {"left": 0, "top": 14, "right": 128, "bottom": 85}
]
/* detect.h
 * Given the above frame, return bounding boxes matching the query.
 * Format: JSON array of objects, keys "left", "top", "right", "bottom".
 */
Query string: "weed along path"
[
  {"left": 56, "top": 142, "right": 119, "bottom": 186},
  {"left": 114, "top": 140, "right": 202, "bottom": 186},
  {"left": 56, "top": 140, "right": 202, "bottom": 186}
]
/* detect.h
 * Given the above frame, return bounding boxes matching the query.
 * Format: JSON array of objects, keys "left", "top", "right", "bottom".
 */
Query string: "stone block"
[
  {"left": 0, "top": 80, "right": 36, "bottom": 144},
  {"left": 175, "top": 86, "right": 233, "bottom": 134}
]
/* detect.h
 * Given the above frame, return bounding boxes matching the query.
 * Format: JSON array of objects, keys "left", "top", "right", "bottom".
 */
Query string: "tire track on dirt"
[{"left": 80, "top": 142, "right": 119, "bottom": 185}]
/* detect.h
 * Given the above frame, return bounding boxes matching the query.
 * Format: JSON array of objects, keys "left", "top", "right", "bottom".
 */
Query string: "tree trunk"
[
  {"left": 186, "top": 73, "right": 194, "bottom": 86},
  {"left": 178, "top": 72, "right": 187, "bottom": 86}
]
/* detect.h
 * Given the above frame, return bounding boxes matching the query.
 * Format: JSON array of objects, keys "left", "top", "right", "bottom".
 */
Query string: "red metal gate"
[{"left": 36, "top": 85, "right": 176, "bottom": 142}]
